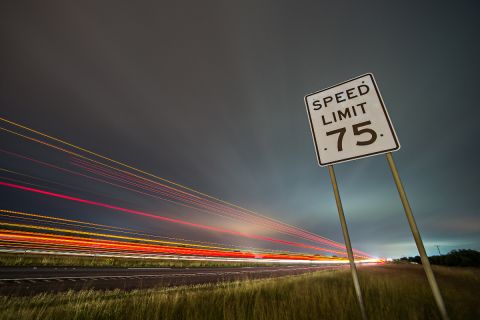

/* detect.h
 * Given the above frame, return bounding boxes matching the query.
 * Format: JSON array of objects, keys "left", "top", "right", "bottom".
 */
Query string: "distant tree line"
[{"left": 395, "top": 249, "right": 480, "bottom": 267}]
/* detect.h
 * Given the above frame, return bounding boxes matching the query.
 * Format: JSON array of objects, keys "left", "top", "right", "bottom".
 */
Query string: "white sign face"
[{"left": 305, "top": 73, "right": 400, "bottom": 166}]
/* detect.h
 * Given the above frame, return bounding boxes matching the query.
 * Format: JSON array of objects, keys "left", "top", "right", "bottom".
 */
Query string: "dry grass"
[
  {"left": 0, "top": 253, "right": 277, "bottom": 268},
  {"left": 0, "top": 264, "right": 478, "bottom": 320}
]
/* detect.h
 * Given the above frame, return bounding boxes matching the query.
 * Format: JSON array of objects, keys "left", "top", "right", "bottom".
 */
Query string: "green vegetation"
[
  {"left": 1, "top": 264, "right": 478, "bottom": 320},
  {"left": 396, "top": 249, "right": 480, "bottom": 267},
  {"left": 0, "top": 253, "right": 280, "bottom": 268}
]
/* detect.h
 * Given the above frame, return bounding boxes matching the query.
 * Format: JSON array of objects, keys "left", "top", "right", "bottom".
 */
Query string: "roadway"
[{"left": 0, "top": 264, "right": 344, "bottom": 295}]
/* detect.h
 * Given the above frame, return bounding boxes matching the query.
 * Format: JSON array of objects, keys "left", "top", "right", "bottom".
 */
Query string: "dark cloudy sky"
[{"left": 1, "top": 1, "right": 479, "bottom": 257}]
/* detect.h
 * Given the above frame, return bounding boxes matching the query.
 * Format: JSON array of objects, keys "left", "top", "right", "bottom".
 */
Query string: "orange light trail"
[{"left": 0, "top": 209, "right": 315, "bottom": 256}]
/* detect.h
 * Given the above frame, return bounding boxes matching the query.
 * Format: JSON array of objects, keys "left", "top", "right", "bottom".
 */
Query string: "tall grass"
[
  {"left": 0, "top": 264, "right": 478, "bottom": 320},
  {"left": 0, "top": 253, "right": 278, "bottom": 268}
]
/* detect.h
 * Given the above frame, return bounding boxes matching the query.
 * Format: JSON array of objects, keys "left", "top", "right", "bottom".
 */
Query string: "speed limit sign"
[
  {"left": 304, "top": 74, "right": 449, "bottom": 320},
  {"left": 305, "top": 73, "right": 400, "bottom": 166}
]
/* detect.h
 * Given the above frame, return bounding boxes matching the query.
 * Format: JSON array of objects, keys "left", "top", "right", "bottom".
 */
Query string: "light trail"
[
  {"left": 0, "top": 220, "right": 320, "bottom": 260},
  {"left": 0, "top": 117, "right": 372, "bottom": 257},
  {"left": 0, "top": 209, "right": 140, "bottom": 233},
  {"left": 69, "top": 156, "right": 359, "bottom": 253},
  {"left": 0, "top": 149, "right": 197, "bottom": 210},
  {"left": 2, "top": 149, "right": 300, "bottom": 240},
  {"left": 71, "top": 157, "right": 356, "bottom": 251},
  {"left": 0, "top": 247, "right": 359, "bottom": 266},
  {"left": 0, "top": 230, "right": 344, "bottom": 261},
  {"left": 0, "top": 116, "right": 375, "bottom": 261},
  {"left": 0, "top": 221, "right": 239, "bottom": 252},
  {"left": 0, "top": 170, "right": 356, "bottom": 258},
  {"left": 0, "top": 181, "right": 358, "bottom": 257},
  {"left": 0, "top": 209, "right": 317, "bottom": 256},
  {"left": 2, "top": 147, "right": 346, "bottom": 254},
  {"left": 1, "top": 135, "right": 349, "bottom": 253},
  {"left": 0, "top": 214, "right": 380, "bottom": 263}
]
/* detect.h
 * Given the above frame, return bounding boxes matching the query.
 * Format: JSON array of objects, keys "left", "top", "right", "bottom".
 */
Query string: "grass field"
[
  {"left": 0, "top": 252, "right": 283, "bottom": 268},
  {"left": 0, "top": 264, "right": 478, "bottom": 320}
]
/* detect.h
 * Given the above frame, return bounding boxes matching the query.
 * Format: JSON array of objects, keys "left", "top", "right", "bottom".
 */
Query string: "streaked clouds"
[{"left": 1, "top": 1, "right": 479, "bottom": 257}]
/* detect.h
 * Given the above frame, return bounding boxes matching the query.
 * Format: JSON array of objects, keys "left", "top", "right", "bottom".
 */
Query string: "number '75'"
[{"left": 326, "top": 121, "right": 377, "bottom": 152}]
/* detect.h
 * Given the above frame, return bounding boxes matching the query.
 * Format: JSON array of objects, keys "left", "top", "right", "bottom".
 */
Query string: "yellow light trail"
[
  {"left": 0, "top": 208, "right": 141, "bottom": 233},
  {"left": 0, "top": 221, "right": 244, "bottom": 252}
]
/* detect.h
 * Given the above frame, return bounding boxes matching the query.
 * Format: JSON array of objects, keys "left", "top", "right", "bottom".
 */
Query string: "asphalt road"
[{"left": 0, "top": 265, "right": 344, "bottom": 295}]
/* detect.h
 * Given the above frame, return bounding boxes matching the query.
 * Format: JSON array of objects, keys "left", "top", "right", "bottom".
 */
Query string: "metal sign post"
[
  {"left": 304, "top": 73, "right": 449, "bottom": 320},
  {"left": 328, "top": 165, "right": 367, "bottom": 320},
  {"left": 386, "top": 152, "right": 449, "bottom": 320}
]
